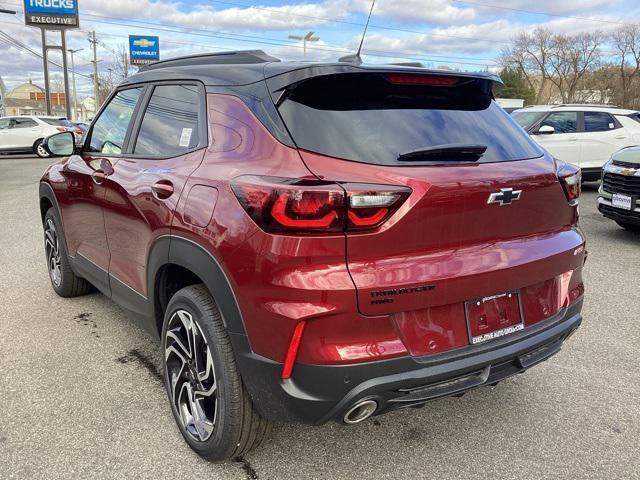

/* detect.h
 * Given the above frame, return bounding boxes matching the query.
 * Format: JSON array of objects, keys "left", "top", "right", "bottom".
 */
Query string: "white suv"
[
  {"left": 0, "top": 116, "right": 75, "bottom": 157},
  {"left": 512, "top": 105, "right": 640, "bottom": 181}
]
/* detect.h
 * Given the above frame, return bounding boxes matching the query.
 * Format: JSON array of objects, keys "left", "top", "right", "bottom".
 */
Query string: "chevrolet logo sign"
[
  {"left": 133, "top": 39, "right": 156, "bottom": 48},
  {"left": 487, "top": 188, "right": 522, "bottom": 206}
]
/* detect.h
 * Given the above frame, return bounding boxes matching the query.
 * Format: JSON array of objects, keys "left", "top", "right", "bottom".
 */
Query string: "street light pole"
[
  {"left": 288, "top": 31, "right": 320, "bottom": 59},
  {"left": 68, "top": 48, "right": 83, "bottom": 120},
  {"left": 89, "top": 30, "right": 99, "bottom": 113}
]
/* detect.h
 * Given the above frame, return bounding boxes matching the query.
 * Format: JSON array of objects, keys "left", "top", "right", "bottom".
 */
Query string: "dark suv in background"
[{"left": 39, "top": 51, "right": 586, "bottom": 461}]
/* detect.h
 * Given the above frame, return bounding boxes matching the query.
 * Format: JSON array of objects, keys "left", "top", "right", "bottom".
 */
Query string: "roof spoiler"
[
  {"left": 265, "top": 65, "right": 504, "bottom": 103},
  {"left": 139, "top": 50, "right": 280, "bottom": 72}
]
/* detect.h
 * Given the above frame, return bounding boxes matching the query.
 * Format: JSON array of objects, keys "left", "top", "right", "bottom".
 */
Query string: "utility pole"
[
  {"left": 89, "top": 30, "right": 99, "bottom": 113},
  {"left": 68, "top": 48, "right": 83, "bottom": 120}
]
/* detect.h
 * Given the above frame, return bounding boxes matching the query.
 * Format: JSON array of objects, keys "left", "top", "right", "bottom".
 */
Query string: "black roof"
[{"left": 122, "top": 50, "right": 503, "bottom": 89}]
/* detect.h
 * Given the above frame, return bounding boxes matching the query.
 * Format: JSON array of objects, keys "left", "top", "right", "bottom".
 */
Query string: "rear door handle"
[
  {"left": 568, "top": 137, "right": 578, "bottom": 141},
  {"left": 615, "top": 135, "right": 627, "bottom": 139},
  {"left": 152, "top": 181, "right": 174, "bottom": 199}
]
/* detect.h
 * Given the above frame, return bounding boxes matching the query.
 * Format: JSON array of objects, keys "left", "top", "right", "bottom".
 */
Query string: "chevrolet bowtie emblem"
[
  {"left": 133, "top": 39, "right": 156, "bottom": 48},
  {"left": 487, "top": 188, "right": 522, "bottom": 206}
]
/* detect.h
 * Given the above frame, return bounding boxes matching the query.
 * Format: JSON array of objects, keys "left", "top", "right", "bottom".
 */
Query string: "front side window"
[
  {"left": 88, "top": 88, "right": 143, "bottom": 155},
  {"left": 540, "top": 112, "right": 578, "bottom": 134},
  {"left": 133, "top": 84, "right": 200, "bottom": 157},
  {"left": 512, "top": 111, "right": 545, "bottom": 130},
  {"left": 584, "top": 112, "right": 616, "bottom": 132},
  {"left": 0, "top": 119, "right": 10, "bottom": 129},
  {"left": 14, "top": 118, "right": 37, "bottom": 128}
]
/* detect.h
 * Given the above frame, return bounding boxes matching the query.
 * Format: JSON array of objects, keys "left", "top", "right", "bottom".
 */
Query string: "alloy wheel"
[
  {"left": 37, "top": 143, "right": 49, "bottom": 158},
  {"left": 165, "top": 309, "right": 217, "bottom": 442},
  {"left": 44, "top": 218, "right": 62, "bottom": 287}
]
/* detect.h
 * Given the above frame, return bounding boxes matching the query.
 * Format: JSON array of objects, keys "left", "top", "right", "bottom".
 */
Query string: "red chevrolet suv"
[{"left": 38, "top": 51, "right": 585, "bottom": 461}]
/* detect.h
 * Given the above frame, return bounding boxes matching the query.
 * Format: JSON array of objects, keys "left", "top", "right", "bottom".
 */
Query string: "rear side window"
[
  {"left": 0, "top": 119, "right": 10, "bottom": 129},
  {"left": 540, "top": 112, "right": 578, "bottom": 133},
  {"left": 42, "top": 118, "right": 73, "bottom": 127},
  {"left": 584, "top": 112, "right": 617, "bottom": 132},
  {"left": 133, "top": 84, "right": 200, "bottom": 157},
  {"left": 88, "top": 88, "right": 143, "bottom": 155},
  {"left": 277, "top": 73, "right": 543, "bottom": 165}
]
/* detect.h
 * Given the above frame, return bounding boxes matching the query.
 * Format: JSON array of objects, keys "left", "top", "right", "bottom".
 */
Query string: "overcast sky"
[{"left": 1, "top": 0, "right": 639, "bottom": 97}]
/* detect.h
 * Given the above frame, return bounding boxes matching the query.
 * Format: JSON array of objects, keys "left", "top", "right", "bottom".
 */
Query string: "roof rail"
[
  {"left": 139, "top": 50, "right": 280, "bottom": 71},
  {"left": 551, "top": 103, "right": 620, "bottom": 108}
]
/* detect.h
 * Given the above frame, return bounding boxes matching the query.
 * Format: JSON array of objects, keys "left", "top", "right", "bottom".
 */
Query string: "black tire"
[
  {"left": 616, "top": 221, "right": 640, "bottom": 232},
  {"left": 43, "top": 208, "right": 93, "bottom": 297},
  {"left": 161, "top": 284, "right": 271, "bottom": 462},
  {"left": 34, "top": 139, "right": 50, "bottom": 158}
]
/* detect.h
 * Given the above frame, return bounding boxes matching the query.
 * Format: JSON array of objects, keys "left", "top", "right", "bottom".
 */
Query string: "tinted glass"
[
  {"left": 584, "top": 112, "right": 616, "bottom": 132},
  {"left": 88, "top": 88, "right": 142, "bottom": 155},
  {"left": 42, "top": 118, "right": 74, "bottom": 127},
  {"left": 278, "top": 73, "right": 543, "bottom": 165},
  {"left": 540, "top": 112, "right": 578, "bottom": 133},
  {"left": 134, "top": 84, "right": 200, "bottom": 157},
  {"left": 13, "top": 119, "right": 37, "bottom": 128},
  {"left": 512, "top": 111, "right": 545, "bottom": 130}
]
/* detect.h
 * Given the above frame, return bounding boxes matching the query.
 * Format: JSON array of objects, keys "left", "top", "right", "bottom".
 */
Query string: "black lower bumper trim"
[
  {"left": 598, "top": 203, "right": 640, "bottom": 226},
  {"left": 235, "top": 300, "right": 583, "bottom": 425}
]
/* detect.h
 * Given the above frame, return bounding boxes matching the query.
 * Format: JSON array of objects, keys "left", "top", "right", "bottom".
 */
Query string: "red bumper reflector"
[{"left": 281, "top": 321, "right": 307, "bottom": 379}]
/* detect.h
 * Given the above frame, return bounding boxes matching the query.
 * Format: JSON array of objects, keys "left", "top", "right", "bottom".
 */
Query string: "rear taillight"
[
  {"left": 231, "top": 176, "right": 411, "bottom": 234},
  {"left": 557, "top": 163, "right": 581, "bottom": 205}
]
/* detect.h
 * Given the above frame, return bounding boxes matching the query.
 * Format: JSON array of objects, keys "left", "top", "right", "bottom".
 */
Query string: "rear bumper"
[{"left": 236, "top": 299, "right": 583, "bottom": 425}]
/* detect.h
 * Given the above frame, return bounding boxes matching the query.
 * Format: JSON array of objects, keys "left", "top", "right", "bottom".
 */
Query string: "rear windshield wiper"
[{"left": 397, "top": 144, "right": 487, "bottom": 162}]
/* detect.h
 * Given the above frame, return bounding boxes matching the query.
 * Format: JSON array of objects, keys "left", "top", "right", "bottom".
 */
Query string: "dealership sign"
[
  {"left": 23, "top": 0, "right": 79, "bottom": 28},
  {"left": 129, "top": 35, "right": 160, "bottom": 66}
]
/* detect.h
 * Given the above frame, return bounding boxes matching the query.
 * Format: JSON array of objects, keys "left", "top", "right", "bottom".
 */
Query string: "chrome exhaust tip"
[{"left": 343, "top": 400, "right": 378, "bottom": 424}]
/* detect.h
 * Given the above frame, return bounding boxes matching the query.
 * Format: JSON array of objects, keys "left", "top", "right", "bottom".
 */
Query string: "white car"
[
  {"left": 0, "top": 116, "right": 76, "bottom": 157},
  {"left": 512, "top": 105, "right": 640, "bottom": 181}
]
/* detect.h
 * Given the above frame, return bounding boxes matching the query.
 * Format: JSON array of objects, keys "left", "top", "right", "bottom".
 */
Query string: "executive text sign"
[
  {"left": 23, "top": 0, "right": 79, "bottom": 28},
  {"left": 129, "top": 35, "right": 160, "bottom": 66}
]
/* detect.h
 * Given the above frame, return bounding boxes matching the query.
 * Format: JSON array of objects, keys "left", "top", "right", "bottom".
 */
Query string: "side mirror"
[
  {"left": 536, "top": 125, "right": 555, "bottom": 135},
  {"left": 43, "top": 131, "right": 76, "bottom": 157}
]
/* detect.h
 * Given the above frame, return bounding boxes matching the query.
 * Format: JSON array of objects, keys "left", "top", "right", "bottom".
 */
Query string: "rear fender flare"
[{"left": 147, "top": 235, "right": 250, "bottom": 340}]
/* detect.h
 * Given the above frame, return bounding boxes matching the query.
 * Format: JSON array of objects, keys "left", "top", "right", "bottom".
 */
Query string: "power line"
[
  {"left": 454, "top": 0, "right": 640, "bottom": 27},
  {"left": 0, "top": 29, "right": 93, "bottom": 79}
]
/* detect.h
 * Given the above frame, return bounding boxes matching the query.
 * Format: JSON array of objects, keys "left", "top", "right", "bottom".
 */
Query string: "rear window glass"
[{"left": 278, "top": 73, "right": 543, "bottom": 165}]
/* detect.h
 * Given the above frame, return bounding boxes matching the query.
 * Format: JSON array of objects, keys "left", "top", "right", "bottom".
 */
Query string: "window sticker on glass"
[
  {"left": 609, "top": 123, "right": 614, "bottom": 129},
  {"left": 179, "top": 128, "right": 193, "bottom": 147}
]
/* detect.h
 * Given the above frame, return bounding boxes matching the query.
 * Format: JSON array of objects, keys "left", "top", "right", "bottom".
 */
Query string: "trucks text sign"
[{"left": 24, "top": 0, "right": 79, "bottom": 28}]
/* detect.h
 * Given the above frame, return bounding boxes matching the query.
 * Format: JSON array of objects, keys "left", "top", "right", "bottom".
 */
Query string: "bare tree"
[
  {"left": 111, "top": 44, "right": 132, "bottom": 80},
  {"left": 500, "top": 28, "right": 555, "bottom": 104},
  {"left": 547, "top": 32, "right": 603, "bottom": 103},
  {"left": 502, "top": 29, "right": 604, "bottom": 104},
  {"left": 611, "top": 25, "right": 640, "bottom": 108},
  {"left": 97, "top": 72, "right": 115, "bottom": 106}
]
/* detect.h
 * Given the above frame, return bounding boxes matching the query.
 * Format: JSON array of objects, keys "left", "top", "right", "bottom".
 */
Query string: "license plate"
[
  {"left": 465, "top": 292, "right": 523, "bottom": 345},
  {"left": 611, "top": 193, "right": 632, "bottom": 211}
]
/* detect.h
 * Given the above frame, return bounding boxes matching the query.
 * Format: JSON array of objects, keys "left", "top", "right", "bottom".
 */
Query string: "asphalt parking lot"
[{"left": 0, "top": 155, "right": 638, "bottom": 480}]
